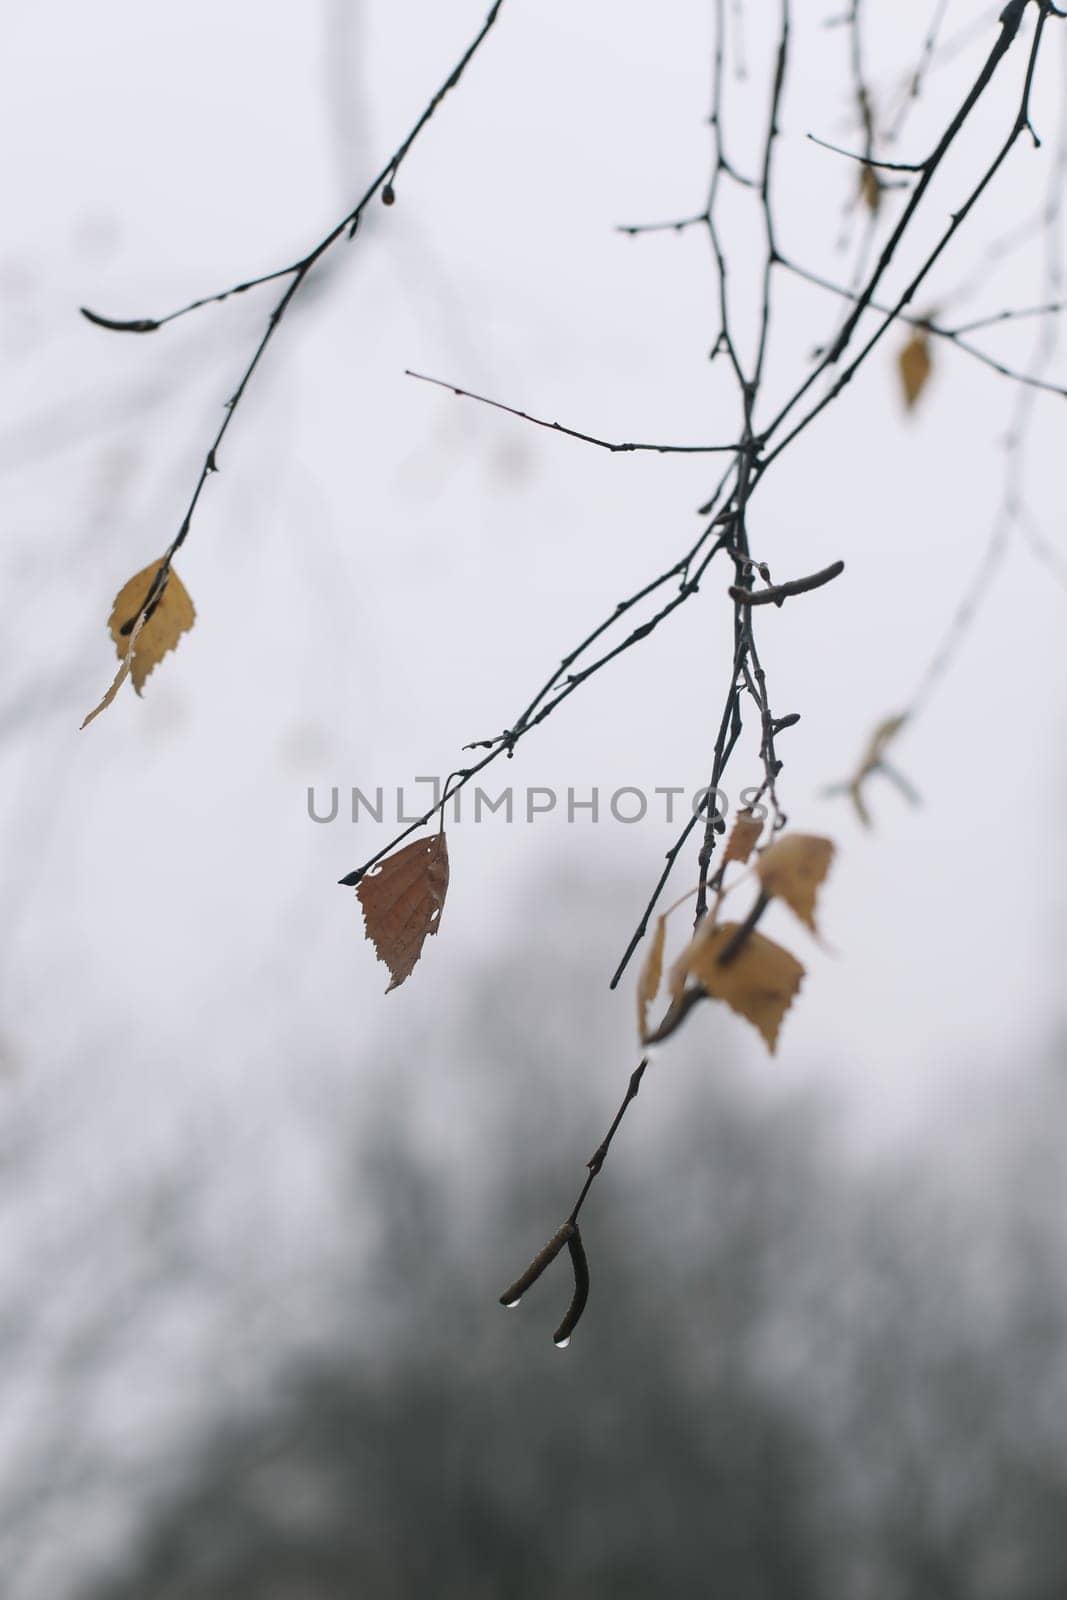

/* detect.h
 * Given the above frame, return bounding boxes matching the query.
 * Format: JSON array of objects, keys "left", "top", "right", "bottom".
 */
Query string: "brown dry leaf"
[
  {"left": 722, "top": 810, "right": 763, "bottom": 868},
  {"left": 898, "top": 330, "right": 932, "bottom": 411},
  {"left": 682, "top": 920, "right": 804, "bottom": 1054},
  {"left": 107, "top": 560, "right": 196, "bottom": 697},
  {"left": 757, "top": 833, "right": 835, "bottom": 934},
  {"left": 859, "top": 164, "right": 882, "bottom": 215},
  {"left": 358, "top": 831, "right": 450, "bottom": 992},
  {"left": 80, "top": 611, "right": 148, "bottom": 730},
  {"left": 636, "top": 915, "right": 666, "bottom": 1042},
  {"left": 849, "top": 711, "right": 908, "bottom": 828}
]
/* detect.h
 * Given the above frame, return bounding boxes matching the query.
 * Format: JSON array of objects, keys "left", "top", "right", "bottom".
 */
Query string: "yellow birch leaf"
[
  {"left": 681, "top": 920, "right": 804, "bottom": 1055},
  {"left": 860, "top": 165, "right": 882, "bottom": 215},
  {"left": 898, "top": 331, "right": 932, "bottom": 411},
  {"left": 357, "top": 831, "right": 450, "bottom": 992},
  {"left": 756, "top": 834, "right": 835, "bottom": 934},
  {"left": 107, "top": 560, "right": 196, "bottom": 697},
  {"left": 636, "top": 915, "right": 666, "bottom": 1042},
  {"left": 722, "top": 810, "right": 763, "bottom": 867}
]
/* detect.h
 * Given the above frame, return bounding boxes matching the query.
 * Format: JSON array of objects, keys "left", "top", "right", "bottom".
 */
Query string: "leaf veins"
[
  {"left": 82, "top": 560, "right": 196, "bottom": 727},
  {"left": 358, "top": 831, "right": 450, "bottom": 992},
  {"left": 108, "top": 561, "right": 196, "bottom": 695}
]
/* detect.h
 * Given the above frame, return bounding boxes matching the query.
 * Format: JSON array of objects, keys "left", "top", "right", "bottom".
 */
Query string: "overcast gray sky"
[
  {"left": 4, "top": 1, "right": 1063, "bottom": 1102},
  {"left": 2, "top": 0, "right": 1067, "bottom": 1589}
]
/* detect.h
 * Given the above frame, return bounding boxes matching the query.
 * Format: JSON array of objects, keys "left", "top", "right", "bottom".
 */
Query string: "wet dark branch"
[
  {"left": 82, "top": 0, "right": 511, "bottom": 665},
  {"left": 729, "top": 559, "right": 845, "bottom": 607},
  {"left": 763, "top": 0, "right": 1048, "bottom": 450},
  {"left": 779, "top": 255, "right": 1067, "bottom": 398},
  {"left": 338, "top": 479, "right": 741, "bottom": 886}
]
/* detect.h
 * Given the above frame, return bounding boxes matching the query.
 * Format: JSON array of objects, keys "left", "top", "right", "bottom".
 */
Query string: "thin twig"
[
  {"left": 404, "top": 369, "right": 740, "bottom": 454},
  {"left": 729, "top": 559, "right": 845, "bottom": 606},
  {"left": 81, "top": 0, "right": 511, "bottom": 666}
]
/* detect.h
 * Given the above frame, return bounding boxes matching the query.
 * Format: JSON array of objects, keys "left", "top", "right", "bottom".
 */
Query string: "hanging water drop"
[
  {"left": 503, "top": 1296, "right": 522, "bottom": 1310},
  {"left": 553, "top": 1335, "right": 571, "bottom": 1350}
]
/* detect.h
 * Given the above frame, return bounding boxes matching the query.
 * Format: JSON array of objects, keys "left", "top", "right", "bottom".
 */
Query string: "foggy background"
[{"left": 1, "top": 1, "right": 1066, "bottom": 1594}]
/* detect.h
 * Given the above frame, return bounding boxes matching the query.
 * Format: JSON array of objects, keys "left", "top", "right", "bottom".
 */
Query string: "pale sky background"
[
  {"left": 0, "top": 2, "right": 1066, "bottom": 1587},
  {"left": 3, "top": 0, "right": 1062, "bottom": 1099}
]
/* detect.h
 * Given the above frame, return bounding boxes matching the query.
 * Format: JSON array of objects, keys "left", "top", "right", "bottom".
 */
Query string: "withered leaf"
[
  {"left": 860, "top": 164, "right": 882, "bottom": 215},
  {"left": 679, "top": 920, "right": 804, "bottom": 1054},
  {"left": 898, "top": 330, "right": 932, "bottom": 411},
  {"left": 722, "top": 810, "right": 762, "bottom": 868},
  {"left": 107, "top": 560, "right": 196, "bottom": 696},
  {"left": 757, "top": 833, "right": 835, "bottom": 934},
  {"left": 358, "top": 831, "right": 450, "bottom": 992},
  {"left": 80, "top": 611, "right": 148, "bottom": 730},
  {"left": 636, "top": 915, "right": 666, "bottom": 1042}
]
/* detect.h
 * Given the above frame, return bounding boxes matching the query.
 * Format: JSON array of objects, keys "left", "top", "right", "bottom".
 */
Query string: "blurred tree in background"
[
  {"left": 42, "top": 878, "right": 1065, "bottom": 1600},
  {"left": 3, "top": 3, "right": 1067, "bottom": 1595}
]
